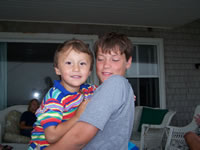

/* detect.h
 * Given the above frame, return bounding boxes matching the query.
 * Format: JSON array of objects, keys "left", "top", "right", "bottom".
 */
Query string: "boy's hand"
[{"left": 75, "top": 99, "right": 90, "bottom": 118}]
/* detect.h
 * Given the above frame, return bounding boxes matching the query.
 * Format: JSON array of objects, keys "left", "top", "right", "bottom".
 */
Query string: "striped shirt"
[{"left": 28, "top": 80, "right": 97, "bottom": 150}]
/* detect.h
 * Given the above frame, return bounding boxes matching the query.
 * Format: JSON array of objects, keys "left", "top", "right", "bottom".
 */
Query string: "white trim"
[
  {"left": 157, "top": 39, "right": 166, "bottom": 109},
  {"left": 0, "top": 19, "right": 172, "bottom": 29},
  {"left": 129, "top": 37, "right": 166, "bottom": 108},
  {"left": 0, "top": 43, "right": 7, "bottom": 110},
  {"left": 0, "top": 32, "right": 98, "bottom": 43}
]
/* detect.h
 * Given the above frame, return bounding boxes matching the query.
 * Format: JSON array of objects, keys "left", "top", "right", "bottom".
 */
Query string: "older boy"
[{"left": 45, "top": 32, "right": 135, "bottom": 150}]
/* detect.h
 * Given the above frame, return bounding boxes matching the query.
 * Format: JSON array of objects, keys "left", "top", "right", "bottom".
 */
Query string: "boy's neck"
[
  {"left": 68, "top": 88, "right": 80, "bottom": 93},
  {"left": 65, "top": 86, "right": 80, "bottom": 93},
  {"left": 60, "top": 81, "right": 80, "bottom": 93}
]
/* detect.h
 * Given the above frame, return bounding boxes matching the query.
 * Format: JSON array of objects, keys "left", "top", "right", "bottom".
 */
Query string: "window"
[
  {"left": 0, "top": 33, "right": 165, "bottom": 109},
  {"left": 127, "top": 38, "right": 166, "bottom": 108},
  {"left": 0, "top": 33, "right": 98, "bottom": 108},
  {"left": 7, "top": 42, "right": 59, "bottom": 106}
]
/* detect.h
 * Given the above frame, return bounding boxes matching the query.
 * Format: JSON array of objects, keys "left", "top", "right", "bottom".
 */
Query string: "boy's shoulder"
[
  {"left": 99, "top": 75, "right": 130, "bottom": 91},
  {"left": 104, "top": 75, "right": 127, "bottom": 85}
]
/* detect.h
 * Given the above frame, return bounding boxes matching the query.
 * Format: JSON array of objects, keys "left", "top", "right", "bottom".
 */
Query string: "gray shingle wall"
[
  {"left": 0, "top": 20, "right": 200, "bottom": 126},
  {"left": 163, "top": 22, "right": 200, "bottom": 126}
]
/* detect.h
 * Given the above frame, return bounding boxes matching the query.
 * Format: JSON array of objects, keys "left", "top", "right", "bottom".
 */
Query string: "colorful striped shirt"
[{"left": 28, "top": 80, "right": 97, "bottom": 150}]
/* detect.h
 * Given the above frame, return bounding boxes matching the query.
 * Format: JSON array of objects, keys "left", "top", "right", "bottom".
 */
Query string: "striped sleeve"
[
  {"left": 81, "top": 84, "right": 97, "bottom": 100},
  {"left": 37, "top": 88, "right": 64, "bottom": 129}
]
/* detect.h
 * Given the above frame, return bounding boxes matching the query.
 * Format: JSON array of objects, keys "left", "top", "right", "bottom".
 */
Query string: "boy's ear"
[
  {"left": 126, "top": 57, "right": 132, "bottom": 69},
  {"left": 54, "top": 67, "right": 61, "bottom": 75},
  {"left": 88, "top": 70, "right": 91, "bottom": 76}
]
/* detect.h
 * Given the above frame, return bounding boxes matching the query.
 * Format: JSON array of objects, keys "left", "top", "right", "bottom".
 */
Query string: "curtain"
[{"left": 0, "top": 43, "right": 7, "bottom": 110}]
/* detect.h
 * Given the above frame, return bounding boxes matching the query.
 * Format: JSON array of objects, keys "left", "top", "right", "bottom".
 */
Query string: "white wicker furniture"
[
  {"left": 131, "top": 106, "right": 176, "bottom": 150},
  {"left": 165, "top": 105, "right": 200, "bottom": 150}
]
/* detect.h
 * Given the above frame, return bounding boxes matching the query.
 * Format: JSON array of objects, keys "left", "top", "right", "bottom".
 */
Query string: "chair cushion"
[
  {"left": 3, "top": 110, "right": 30, "bottom": 143},
  {"left": 5, "top": 110, "right": 21, "bottom": 134},
  {"left": 138, "top": 107, "right": 168, "bottom": 132}
]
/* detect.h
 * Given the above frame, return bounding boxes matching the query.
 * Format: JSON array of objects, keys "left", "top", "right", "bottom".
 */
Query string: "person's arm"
[
  {"left": 45, "top": 76, "right": 126, "bottom": 149},
  {"left": 194, "top": 114, "right": 200, "bottom": 126},
  {"left": 44, "top": 100, "right": 89, "bottom": 144},
  {"left": 184, "top": 131, "right": 200, "bottom": 150},
  {"left": 19, "top": 121, "right": 33, "bottom": 130},
  {"left": 45, "top": 121, "right": 98, "bottom": 150}
]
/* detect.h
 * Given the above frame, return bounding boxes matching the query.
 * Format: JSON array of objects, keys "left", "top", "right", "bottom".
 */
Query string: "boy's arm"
[
  {"left": 45, "top": 121, "right": 98, "bottom": 150},
  {"left": 44, "top": 100, "right": 89, "bottom": 144}
]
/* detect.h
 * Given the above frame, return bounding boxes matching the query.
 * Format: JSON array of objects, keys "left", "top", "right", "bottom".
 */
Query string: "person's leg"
[{"left": 184, "top": 131, "right": 200, "bottom": 150}]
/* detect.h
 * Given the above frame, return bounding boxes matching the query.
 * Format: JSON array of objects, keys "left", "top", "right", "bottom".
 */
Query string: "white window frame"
[
  {"left": 129, "top": 37, "right": 166, "bottom": 108},
  {"left": 0, "top": 32, "right": 165, "bottom": 108}
]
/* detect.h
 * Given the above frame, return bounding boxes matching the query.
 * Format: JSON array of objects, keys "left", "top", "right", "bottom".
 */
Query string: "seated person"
[
  {"left": 19, "top": 99, "right": 40, "bottom": 137},
  {"left": 184, "top": 114, "right": 200, "bottom": 150}
]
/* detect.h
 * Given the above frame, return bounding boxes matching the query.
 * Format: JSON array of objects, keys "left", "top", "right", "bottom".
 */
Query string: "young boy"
[
  {"left": 28, "top": 39, "right": 96, "bottom": 150},
  {"left": 45, "top": 32, "right": 137, "bottom": 150}
]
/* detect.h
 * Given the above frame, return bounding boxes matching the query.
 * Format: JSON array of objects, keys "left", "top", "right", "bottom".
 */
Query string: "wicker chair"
[
  {"left": 165, "top": 105, "right": 200, "bottom": 150},
  {"left": 131, "top": 106, "right": 176, "bottom": 150}
]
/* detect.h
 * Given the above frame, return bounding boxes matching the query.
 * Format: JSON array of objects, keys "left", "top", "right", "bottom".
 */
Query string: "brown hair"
[
  {"left": 94, "top": 32, "right": 133, "bottom": 60},
  {"left": 28, "top": 99, "right": 40, "bottom": 111},
  {"left": 54, "top": 39, "right": 94, "bottom": 71}
]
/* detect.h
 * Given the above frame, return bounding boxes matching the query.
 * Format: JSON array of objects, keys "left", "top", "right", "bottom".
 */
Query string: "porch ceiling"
[{"left": 0, "top": 0, "right": 200, "bottom": 29}]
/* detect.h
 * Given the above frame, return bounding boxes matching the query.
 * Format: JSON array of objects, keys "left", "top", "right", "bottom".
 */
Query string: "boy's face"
[
  {"left": 55, "top": 49, "right": 91, "bottom": 92},
  {"left": 96, "top": 48, "right": 132, "bottom": 83}
]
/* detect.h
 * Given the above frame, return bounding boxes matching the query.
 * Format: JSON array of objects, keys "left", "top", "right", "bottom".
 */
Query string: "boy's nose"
[
  {"left": 103, "top": 60, "right": 111, "bottom": 68},
  {"left": 73, "top": 64, "right": 80, "bottom": 71}
]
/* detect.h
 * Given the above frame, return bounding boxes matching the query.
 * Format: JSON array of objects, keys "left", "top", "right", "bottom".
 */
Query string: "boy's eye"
[
  {"left": 112, "top": 59, "right": 119, "bottom": 62},
  {"left": 97, "top": 57, "right": 104, "bottom": 61},
  {"left": 65, "top": 61, "right": 71, "bottom": 65},
  {"left": 80, "top": 62, "right": 86, "bottom": 65}
]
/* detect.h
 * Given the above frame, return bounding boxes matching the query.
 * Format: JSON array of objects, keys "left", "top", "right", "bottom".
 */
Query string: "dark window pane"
[
  {"left": 127, "top": 45, "right": 158, "bottom": 77},
  {"left": 7, "top": 43, "right": 60, "bottom": 106},
  {"left": 7, "top": 43, "right": 59, "bottom": 62},
  {"left": 138, "top": 45, "right": 158, "bottom": 75},
  {"left": 127, "top": 78, "right": 159, "bottom": 107}
]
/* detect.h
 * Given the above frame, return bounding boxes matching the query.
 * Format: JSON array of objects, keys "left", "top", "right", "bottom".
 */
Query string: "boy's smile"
[{"left": 55, "top": 49, "right": 91, "bottom": 92}]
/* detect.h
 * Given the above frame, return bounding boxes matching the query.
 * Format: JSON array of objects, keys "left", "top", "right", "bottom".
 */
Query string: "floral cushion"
[
  {"left": 3, "top": 110, "right": 30, "bottom": 143},
  {"left": 5, "top": 110, "right": 21, "bottom": 134}
]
